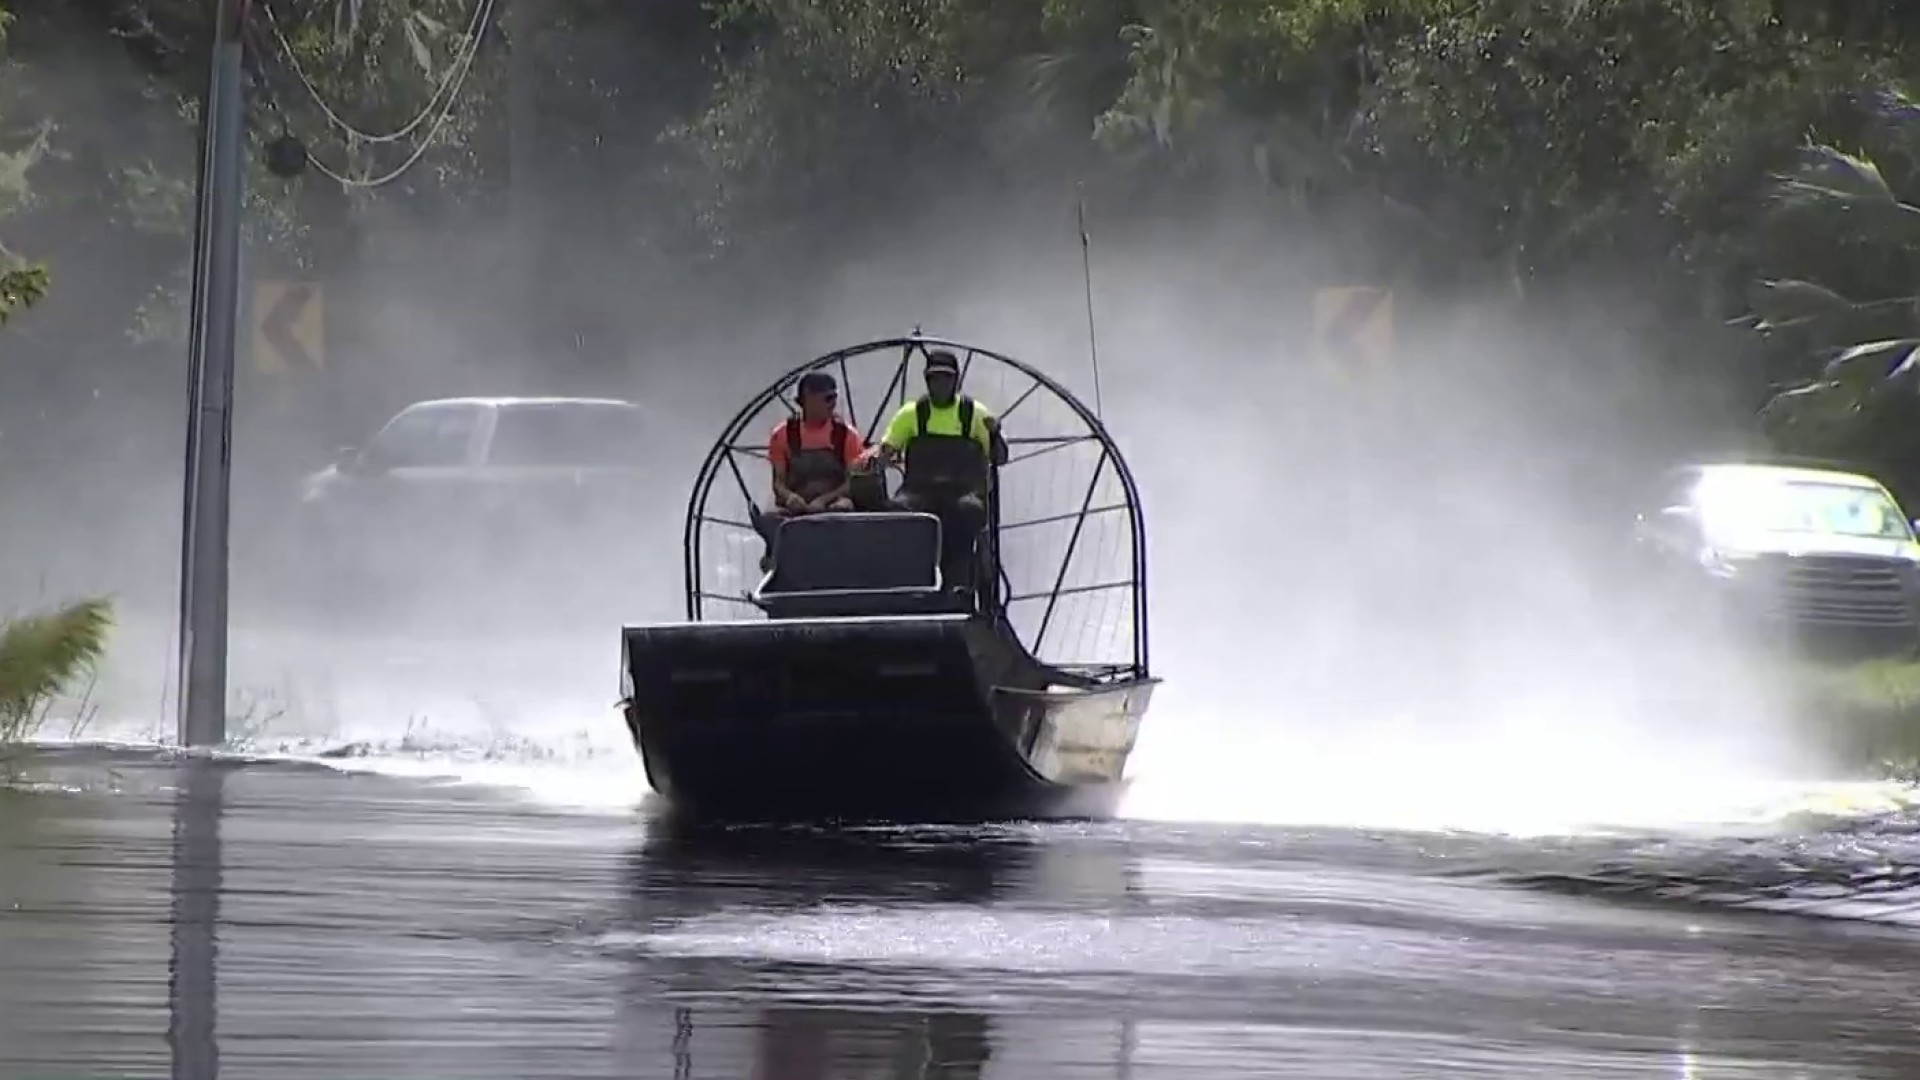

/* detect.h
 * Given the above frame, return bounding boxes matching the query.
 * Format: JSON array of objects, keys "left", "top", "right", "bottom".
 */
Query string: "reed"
[{"left": 0, "top": 596, "right": 114, "bottom": 747}]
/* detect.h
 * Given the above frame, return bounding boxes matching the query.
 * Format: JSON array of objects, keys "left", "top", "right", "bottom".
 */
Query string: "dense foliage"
[
  {"left": 672, "top": 0, "right": 1920, "bottom": 482},
  {"left": 0, "top": 0, "right": 504, "bottom": 356},
  {"left": 1751, "top": 135, "right": 1920, "bottom": 489},
  {"left": 4, "top": 0, "right": 1920, "bottom": 481},
  {"left": 0, "top": 4, "right": 47, "bottom": 330}
]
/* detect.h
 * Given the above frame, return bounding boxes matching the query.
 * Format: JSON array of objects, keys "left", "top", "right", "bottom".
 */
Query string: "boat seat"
[{"left": 755, "top": 511, "right": 958, "bottom": 618}]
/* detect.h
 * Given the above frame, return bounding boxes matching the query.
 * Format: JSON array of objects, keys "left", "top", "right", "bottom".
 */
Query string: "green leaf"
[
  {"left": 0, "top": 264, "right": 48, "bottom": 325},
  {"left": 1760, "top": 380, "right": 1863, "bottom": 449},
  {"left": 402, "top": 15, "right": 435, "bottom": 76},
  {"left": 1797, "top": 144, "right": 1896, "bottom": 202},
  {"left": 1765, "top": 145, "right": 1920, "bottom": 244},
  {"left": 1747, "top": 278, "right": 1855, "bottom": 332},
  {"left": 1823, "top": 338, "right": 1920, "bottom": 383}
]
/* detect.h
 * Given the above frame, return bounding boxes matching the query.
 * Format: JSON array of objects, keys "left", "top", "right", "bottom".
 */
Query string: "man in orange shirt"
[{"left": 755, "top": 370, "right": 866, "bottom": 569}]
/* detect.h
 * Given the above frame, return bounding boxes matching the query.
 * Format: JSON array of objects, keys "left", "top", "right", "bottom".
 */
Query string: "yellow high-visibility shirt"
[{"left": 880, "top": 397, "right": 995, "bottom": 454}]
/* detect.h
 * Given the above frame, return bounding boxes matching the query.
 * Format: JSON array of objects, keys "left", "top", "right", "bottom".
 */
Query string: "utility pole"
[{"left": 176, "top": 0, "right": 251, "bottom": 748}]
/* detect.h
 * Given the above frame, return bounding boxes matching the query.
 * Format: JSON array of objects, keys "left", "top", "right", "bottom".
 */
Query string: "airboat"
[{"left": 618, "top": 333, "right": 1157, "bottom": 821}]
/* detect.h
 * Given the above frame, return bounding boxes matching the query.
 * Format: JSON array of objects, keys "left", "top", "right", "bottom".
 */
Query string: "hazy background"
[{"left": 5, "top": 0, "right": 1903, "bottom": 829}]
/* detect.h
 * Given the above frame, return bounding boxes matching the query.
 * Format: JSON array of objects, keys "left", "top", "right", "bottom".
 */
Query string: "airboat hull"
[{"left": 619, "top": 613, "right": 1155, "bottom": 822}]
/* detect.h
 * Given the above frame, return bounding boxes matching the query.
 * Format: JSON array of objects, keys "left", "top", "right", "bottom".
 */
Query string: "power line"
[
  {"left": 256, "top": 0, "right": 491, "bottom": 144},
  {"left": 249, "top": 0, "right": 497, "bottom": 188}
]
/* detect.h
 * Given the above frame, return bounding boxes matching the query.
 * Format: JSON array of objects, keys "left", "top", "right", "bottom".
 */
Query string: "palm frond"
[
  {"left": 1764, "top": 144, "right": 1920, "bottom": 244},
  {"left": 1759, "top": 380, "right": 1862, "bottom": 448},
  {"left": 1822, "top": 338, "right": 1920, "bottom": 384},
  {"left": 1746, "top": 277, "right": 1857, "bottom": 333}
]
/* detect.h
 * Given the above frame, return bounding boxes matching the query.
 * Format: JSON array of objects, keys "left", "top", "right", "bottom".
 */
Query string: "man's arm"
[
  {"left": 772, "top": 469, "right": 804, "bottom": 508},
  {"left": 842, "top": 427, "right": 868, "bottom": 464},
  {"left": 870, "top": 403, "right": 918, "bottom": 466},
  {"left": 767, "top": 430, "right": 803, "bottom": 508},
  {"left": 968, "top": 402, "right": 996, "bottom": 450},
  {"left": 971, "top": 403, "right": 1008, "bottom": 465}
]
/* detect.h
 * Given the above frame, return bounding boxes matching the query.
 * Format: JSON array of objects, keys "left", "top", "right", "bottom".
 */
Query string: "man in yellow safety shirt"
[{"left": 858, "top": 348, "right": 1007, "bottom": 589}]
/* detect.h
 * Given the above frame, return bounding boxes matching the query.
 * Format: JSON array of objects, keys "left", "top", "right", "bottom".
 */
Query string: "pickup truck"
[
  {"left": 1629, "top": 461, "right": 1920, "bottom": 659},
  {"left": 292, "top": 395, "right": 675, "bottom": 627}
]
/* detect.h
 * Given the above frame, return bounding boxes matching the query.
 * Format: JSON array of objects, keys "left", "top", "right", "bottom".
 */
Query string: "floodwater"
[{"left": 6, "top": 749, "right": 1920, "bottom": 1078}]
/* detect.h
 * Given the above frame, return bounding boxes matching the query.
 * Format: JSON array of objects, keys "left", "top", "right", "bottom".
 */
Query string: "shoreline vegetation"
[
  {"left": 1790, "top": 656, "right": 1920, "bottom": 780},
  {"left": 0, "top": 596, "right": 112, "bottom": 753}
]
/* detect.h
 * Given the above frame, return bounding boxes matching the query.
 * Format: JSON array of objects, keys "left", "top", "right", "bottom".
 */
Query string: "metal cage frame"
[{"left": 680, "top": 333, "right": 1151, "bottom": 680}]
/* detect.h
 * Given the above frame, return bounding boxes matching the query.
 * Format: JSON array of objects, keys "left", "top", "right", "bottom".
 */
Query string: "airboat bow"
[{"left": 618, "top": 332, "right": 1158, "bottom": 821}]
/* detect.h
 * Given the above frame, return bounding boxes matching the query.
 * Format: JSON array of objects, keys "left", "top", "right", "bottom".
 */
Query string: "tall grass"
[
  {"left": 0, "top": 596, "right": 113, "bottom": 747},
  {"left": 1787, "top": 657, "right": 1920, "bottom": 779}
]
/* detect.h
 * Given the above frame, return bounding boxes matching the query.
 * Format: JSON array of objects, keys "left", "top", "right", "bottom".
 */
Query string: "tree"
[
  {"left": 0, "top": 263, "right": 45, "bottom": 325},
  {"left": 0, "top": 0, "right": 507, "bottom": 356},
  {"left": 1749, "top": 127, "right": 1920, "bottom": 493},
  {"left": 105, "top": 0, "right": 501, "bottom": 195},
  {"left": 659, "top": 0, "right": 1126, "bottom": 257},
  {"left": 0, "top": 2, "right": 48, "bottom": 331},
  {"left": 1084, "top": 0, "right": 1901, "bottom": 294}
]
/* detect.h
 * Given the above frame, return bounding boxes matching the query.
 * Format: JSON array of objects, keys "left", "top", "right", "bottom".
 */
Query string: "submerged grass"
[{"left": 0, "top": 596, "right": 113, "bottom": 750}]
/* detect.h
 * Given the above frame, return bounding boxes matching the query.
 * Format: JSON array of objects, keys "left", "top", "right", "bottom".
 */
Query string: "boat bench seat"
[{"left": 755, "top": 511, "right": 958, "bottom": 618}]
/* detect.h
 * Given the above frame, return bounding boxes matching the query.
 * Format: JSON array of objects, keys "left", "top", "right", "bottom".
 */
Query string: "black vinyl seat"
[{"left": 755, "top": 511, "right": 962, "bottom": 618}]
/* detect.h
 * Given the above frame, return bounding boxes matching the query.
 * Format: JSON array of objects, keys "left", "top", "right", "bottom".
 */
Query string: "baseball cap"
[{"left": 925, "top": 350, "right": 960, "bottom": 375}]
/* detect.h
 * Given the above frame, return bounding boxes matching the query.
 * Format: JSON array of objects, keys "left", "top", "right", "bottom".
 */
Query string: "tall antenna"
[{"left": 1076, "top": 182, "right": 1106, "bottom": 419}]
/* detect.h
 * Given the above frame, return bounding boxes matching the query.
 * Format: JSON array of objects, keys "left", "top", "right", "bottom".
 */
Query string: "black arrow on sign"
[
  {"left": 1318, "top": 287, "right": 1388, "bottom": 358},
  {"left": 261, "top": 284, "right": 316, "bottom": 370}
]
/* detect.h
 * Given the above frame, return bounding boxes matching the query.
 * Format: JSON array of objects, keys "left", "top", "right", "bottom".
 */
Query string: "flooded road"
[{"left": 6, "top": 748, "right": 1920, "bottom": 1078}]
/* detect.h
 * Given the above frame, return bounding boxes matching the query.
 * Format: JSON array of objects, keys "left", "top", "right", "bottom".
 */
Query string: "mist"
[
  {"left": 751, "top": 196, "right": 1813, "bottom": 833},
  {"left": 0, "top": 6, "right": 1862, "bottom": 835}
]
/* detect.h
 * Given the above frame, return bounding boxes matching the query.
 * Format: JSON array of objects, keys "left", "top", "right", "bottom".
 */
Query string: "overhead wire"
[
  {"left": 247, "top": 0, "right": 498, "bottom": 188},
  {"left": 257, "top": 0, "right": 488, "bottom": 144}
]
